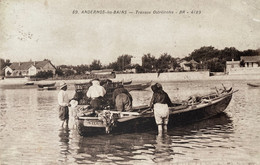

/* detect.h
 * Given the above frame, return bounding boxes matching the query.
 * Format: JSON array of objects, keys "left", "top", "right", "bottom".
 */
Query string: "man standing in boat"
[
  {"left": 112, "top": 84, "right": 133, "bottom": 111},
  {"left": 87, "top": 78, "right": 106, "bottom": 111},
  {"left": 150, "top": 83, "right": 173, "bottom": 136},
  {"left": 58, "top": 82, "right": 71, "bottom": 127}
]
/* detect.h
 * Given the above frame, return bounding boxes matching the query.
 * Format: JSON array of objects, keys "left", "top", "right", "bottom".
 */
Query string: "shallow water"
[{"left": 0, "top": 80, "right": 260, "bottom": 164}]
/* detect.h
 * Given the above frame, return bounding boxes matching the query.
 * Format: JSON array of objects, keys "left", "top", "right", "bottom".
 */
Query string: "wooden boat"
[
  {"left": 75, "top": 87, "right": 237, "bottom": 136},
  {"left": 247, "top": 83, "right": 260, "bottom": 87},
  {"left": 124, "top": 81, "right": 152, "bottom": 91},
  {"left": 38, "top": 82, "right": 56, "bottom": 88}
]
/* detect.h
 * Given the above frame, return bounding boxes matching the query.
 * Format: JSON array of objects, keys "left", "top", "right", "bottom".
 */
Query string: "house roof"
[
  {"left": 180, "top": 59, "right": 199, "bottom": 65},
  {"left": 241, "top": 56, "right": 260, "bottom": 62},
  {"left": 189, "top": 59, "right": 199, "bottom": 64},
  {"left": 9, "top": 61, "right": 55, "bottom": 70}
]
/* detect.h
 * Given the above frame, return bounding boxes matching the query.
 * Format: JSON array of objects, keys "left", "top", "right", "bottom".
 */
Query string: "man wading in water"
[
  {"left": 150, "top": 83, "right": 173, "bottom": 136},
  {"left": 58, "top": 82, "right": 71, "bottom": 127}
]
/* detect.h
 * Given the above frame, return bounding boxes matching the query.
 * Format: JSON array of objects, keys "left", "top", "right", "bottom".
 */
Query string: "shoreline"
[{"left": 1, "top": 72, "right": 259, "bottom": 87}]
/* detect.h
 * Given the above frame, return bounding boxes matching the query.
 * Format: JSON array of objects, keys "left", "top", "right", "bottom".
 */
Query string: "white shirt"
[
  {"left": 86, "top": 81, "right": 106, "bottom": 99},
  {"left": 58, "top": 90, "right": 69, "bottom": 106}
]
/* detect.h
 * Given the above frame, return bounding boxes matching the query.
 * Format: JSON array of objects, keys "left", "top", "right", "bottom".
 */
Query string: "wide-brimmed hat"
[
  {"left": 60, "top": 82, "right": 67, "bottom": 89},
  {"left": 151, "top": 83, "right": 162, "bottom": 92}
]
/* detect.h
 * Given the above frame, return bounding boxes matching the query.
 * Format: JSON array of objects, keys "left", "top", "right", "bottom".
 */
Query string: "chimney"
[{"left": 19, "top": 62, "right": 21, "bottom": 66}]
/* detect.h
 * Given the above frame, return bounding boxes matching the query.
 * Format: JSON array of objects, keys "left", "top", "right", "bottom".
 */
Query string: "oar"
[
  {"left": 139, "top": 108, "right": 152, "bottom": 115},
  {"left": 117, "top": 108, "right": 152, "bottom": 122}
]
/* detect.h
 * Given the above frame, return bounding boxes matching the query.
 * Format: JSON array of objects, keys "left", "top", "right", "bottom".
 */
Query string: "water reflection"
[
  {"left": 59, "top": 112, "right": 233, "bottom": 164},
  {"left": 169, "top": 112, "right": 233, "bottom": 136},
  {"left": 58, "top": 126, "right": 70, "bottom": 164},
  {"left": 153, "top": 134, "right": 174, "bottom": 163}
]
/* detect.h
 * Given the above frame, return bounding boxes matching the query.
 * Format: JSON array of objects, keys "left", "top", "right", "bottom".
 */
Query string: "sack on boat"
[
  {"left": 70, "top": 100, "right": 78, "bottom": 108},
  {"left": 98, "top": 110, "right": 119, "bottom": 127},
  {"left": 76, "top": 105, "right": 92, "bottom": 117},
  {"left": 187, "top": 95, "right": 202, "bottom": 105}
]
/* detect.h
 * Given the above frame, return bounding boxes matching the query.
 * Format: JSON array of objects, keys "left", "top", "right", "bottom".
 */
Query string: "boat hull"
[
  {"left": 76, "top": 92, "right": 233, "bottom": 136},
  {"left": 168, "top": 94, "right": 232, "bottom": 126},
  {"left": 38, "top": 82, "right": 56, "bottom": 88},
  {"left": 247, "top": 83, "right": 260, "bottom": 87},
  {"left": 124, "top": 81, "right": 152, "bottom": 91}
]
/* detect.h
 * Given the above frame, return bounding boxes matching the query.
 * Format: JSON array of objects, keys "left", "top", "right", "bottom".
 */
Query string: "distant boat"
[
  {"left": 247, "top": 83, "right": 260, "bottom": 87},
  {"left": 124, "top": 81, "right": 152, "bottom": 91},
  {"left": 38, "top": 82, "right": 56, "bottom": 88},
  {"left": 38, "top": 86, "right": 57, "bottom": 91},
  {"left": 25, "top": 82, "right": 34, "bottom": 85}
]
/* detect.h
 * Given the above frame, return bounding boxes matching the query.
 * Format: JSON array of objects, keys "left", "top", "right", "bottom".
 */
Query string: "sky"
[{"left": 0, "top": 0, "right": 260, "bottom": 66}]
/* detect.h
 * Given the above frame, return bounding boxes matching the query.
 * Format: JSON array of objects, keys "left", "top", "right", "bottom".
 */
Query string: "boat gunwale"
[
  {"left": 77, "top": 90, "right": 237, "bottom": 123},
  {"left": 169, "top": 90, "right": 235, "bottom": 114}
]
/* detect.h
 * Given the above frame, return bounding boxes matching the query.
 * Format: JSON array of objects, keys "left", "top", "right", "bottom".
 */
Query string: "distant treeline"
[
  {"left": 58, "top": 46, "right": 260, "bottom": 75},
  {"left": 1, "top": 46, "right": 259, "bottom": 77},
  {"left": 183, "top": 46, "right": 260, "bottom": 72}
]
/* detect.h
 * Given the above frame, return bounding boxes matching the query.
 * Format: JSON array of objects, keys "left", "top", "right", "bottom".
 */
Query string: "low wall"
[
  {"left": 0, "top": 77, "right": 30, "bottom": 85},
  {"left": 114, "top": 71, "right": 210, "bottom": 82},
  {"left": 229, "top": 67, "right": 260, "bottom": 75}
]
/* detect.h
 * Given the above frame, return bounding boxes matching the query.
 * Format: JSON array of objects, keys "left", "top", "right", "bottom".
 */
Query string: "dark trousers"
[
  {"left": 59, "top": 106, "right": 69, "bottom": 121},
  {"left": 90, "top": 97, "right": 102, "bottom": 110}
]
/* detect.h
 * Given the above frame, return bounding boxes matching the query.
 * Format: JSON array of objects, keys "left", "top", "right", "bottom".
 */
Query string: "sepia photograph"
[{"left": 0, "top": 0, "right": 260, "bottom": 164}]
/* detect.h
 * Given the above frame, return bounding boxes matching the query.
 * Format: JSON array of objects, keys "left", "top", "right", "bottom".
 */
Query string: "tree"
[
  {"left": 171, "top": 57, "right": 180, "bottom": 71},
  {"left": 64, "top": 70, "right": 74, "bottom": 77},
  {"left": 157, "top": 53, "right": 172, "bottom": 72},
  {"left": 134, "top": 64, "right": 145, "bottom": 73},
  {"left": 55, "top": 67, "right": 64, "bottom": 76},
  {"left": 107, "top": 62, "right": 119, "bottom": 71},
  {"left": 0, "top": 58, "right": 5, "bottom": 70},
  {"left": 240, "top": 60, "right": 245, "bottom": 67},
  {"left": 74, "top": 64, "right": 89, "bottom": 74},
  {"left": 219, "top": 47, "right": 241, "bottom": 61},
  {"left": 188, "top": 46, "right": 219, "bottom": 62},
  {"left": 117, "top": 55, "right": 132, "bottom": 71},
  {"left": 142, "top": 53, "right": 156, "bottom": 72},
  {"left": 0, "top": 58, "right": 11, "bottom": 76},
  {"left": 242, "top": 49, "right": 259, "bottom": 57},
  {"left": 90, "top": 60, "right": 102, "bottom": 70},
  {"left": 36, "top": 70, "right": 53, "bottom": 78}
]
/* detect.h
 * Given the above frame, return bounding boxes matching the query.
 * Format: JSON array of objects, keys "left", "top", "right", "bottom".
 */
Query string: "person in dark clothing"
[
  {"left": 112, "top": 85, "right": 133, "bottom": 111},
  {"left": 150, "top": 83, "right": 173, "bottom": 135}
]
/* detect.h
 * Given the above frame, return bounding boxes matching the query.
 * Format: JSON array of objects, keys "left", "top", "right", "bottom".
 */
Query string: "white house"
[
  {"left": 180, "top": 59, "right": 199, "bottom": 71},
  {"left": 4, "top": 60, "right": 56, "bottom": 77},
  {"left": 226, "top": 59, "right": 240, "bottom": 74},
  {"left": 226, "top": 56, "right": 260, "bottom": 75},
  {"left": 240, "top": 56, "right": 260, "bottom": 68},
  {"left": 180, "top": 60, "right": 190, "bottom": 71}
]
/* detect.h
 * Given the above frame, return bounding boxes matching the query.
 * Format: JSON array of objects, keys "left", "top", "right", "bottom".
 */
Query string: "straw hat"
[{"left": 60, "top": 81, "right": 67, "bottom": 89}]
